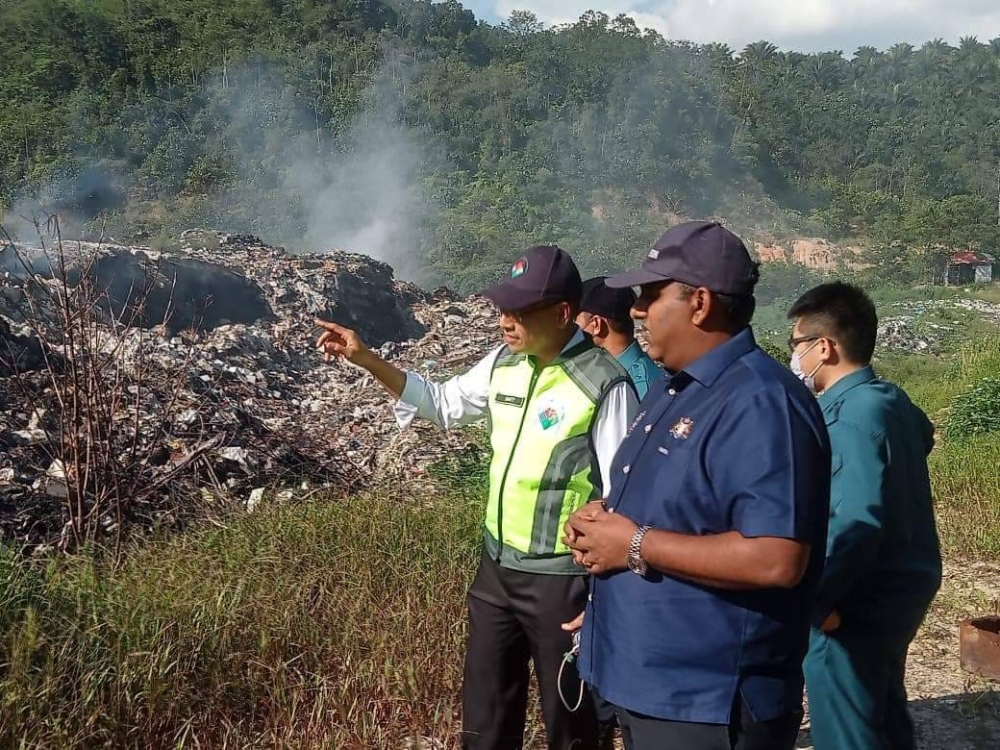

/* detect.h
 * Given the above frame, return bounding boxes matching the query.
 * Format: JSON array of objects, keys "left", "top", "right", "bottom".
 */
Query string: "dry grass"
[{"left": 0, "top": 487, "right": 483, "bottom": 748}]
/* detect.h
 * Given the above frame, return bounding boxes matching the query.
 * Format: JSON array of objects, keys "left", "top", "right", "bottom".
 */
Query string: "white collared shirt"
[{"left": 394, "top": 329, "right": 639, "bottom": 494}]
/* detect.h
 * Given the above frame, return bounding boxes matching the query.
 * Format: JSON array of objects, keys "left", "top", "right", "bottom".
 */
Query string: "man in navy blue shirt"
[{"left": 563, "top": 221, "right": 831, "bottom": 749}]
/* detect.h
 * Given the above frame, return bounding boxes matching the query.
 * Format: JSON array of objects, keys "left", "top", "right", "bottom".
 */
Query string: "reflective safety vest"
[{"left": 484, "top": 338, "right": 630, "bottom": 574}]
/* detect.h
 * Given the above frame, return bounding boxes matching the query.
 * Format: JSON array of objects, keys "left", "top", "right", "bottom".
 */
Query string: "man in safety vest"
[{"left": 316, "top": 245, "right": 639, "bottom": 750}]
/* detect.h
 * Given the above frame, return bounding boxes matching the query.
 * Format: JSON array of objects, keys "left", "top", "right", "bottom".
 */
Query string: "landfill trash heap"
[{"left": 0, "top": 230, "right": 497, "bottom": 549}]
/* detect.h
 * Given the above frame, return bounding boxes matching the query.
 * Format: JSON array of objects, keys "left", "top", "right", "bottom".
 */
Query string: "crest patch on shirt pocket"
[{"left": 669, "top": 417, "right": 694, "bottom": 440}]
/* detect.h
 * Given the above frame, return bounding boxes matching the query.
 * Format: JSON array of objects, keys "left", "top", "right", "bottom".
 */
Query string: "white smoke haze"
[
  {"left": 2, "top": 52, "right": 440, "bottom": 282},
  {"left": 293, "top": 89, "right": 432, "bottom": 279},
  {"left": 1, "top": 164, "right": 129, "bottom": 245},
  {"left": 203, "top": 53, "right": 440, "bottom": 281}
]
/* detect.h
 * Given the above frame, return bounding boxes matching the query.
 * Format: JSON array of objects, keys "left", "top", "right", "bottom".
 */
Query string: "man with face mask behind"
[{"left": 788, "top": 282, "right": 942, "bottom": 750}]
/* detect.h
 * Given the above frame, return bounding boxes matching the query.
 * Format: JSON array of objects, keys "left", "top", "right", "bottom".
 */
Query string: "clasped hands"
[{"left": 562, "top": 501, "right": 639, "bottom": 576}]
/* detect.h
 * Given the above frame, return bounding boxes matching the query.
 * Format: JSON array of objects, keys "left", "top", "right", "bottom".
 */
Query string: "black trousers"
[
  {"left": 462, "top": 550, "right": 599, "bottom": 750},
  {"left": 597, "top": 689, "right": 802, "bottom": 750},
  {"left": 594, "top": 691, "right": 619, "bottom": 750}
]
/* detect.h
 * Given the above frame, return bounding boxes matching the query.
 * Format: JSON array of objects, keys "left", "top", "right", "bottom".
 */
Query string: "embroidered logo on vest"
[{"left": 537, "top": 397, "right": 565, "bottom": 430}]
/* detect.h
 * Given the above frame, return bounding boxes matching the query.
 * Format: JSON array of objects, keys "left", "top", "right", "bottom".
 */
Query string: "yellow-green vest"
[{"left": 484, "top": 337, "right": 630, "bottom": 574}]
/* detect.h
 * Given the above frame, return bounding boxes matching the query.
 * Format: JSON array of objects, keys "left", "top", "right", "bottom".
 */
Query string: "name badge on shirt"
[{"left": 495, "top": 393, "right": 525, "bottom": 407}]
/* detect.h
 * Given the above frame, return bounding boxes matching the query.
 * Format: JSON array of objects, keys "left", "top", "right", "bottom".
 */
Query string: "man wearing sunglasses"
[
  {"left": 788, "top": 282, "right": 941, "bottom": 750},
  {"left": 316, "top": 245, "right": 639, "bottom": 750},
  {"left": 562, "top": 221, "right": 831, "bottom": 750}
]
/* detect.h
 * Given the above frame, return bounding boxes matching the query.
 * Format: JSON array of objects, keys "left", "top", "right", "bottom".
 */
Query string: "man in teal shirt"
[
  {"left": 787, "top": 282, "right": 942, "bottom": 750},
  {"left": 578, "top": 277, "right": 664, "bottom": 399}
]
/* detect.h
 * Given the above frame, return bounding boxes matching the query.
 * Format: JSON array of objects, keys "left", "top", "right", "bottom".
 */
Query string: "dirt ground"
[{"left": 797, "top": 559, "right": 1000, "bottom": 749}]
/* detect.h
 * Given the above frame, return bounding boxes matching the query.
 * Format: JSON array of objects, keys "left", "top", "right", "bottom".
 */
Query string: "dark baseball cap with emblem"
[
  {"left": 606, "top": 221, "right": 759, "bottom": 296},
  {"left": 580, "top": 276, "right": 637, "bottom": 323},
  {"left": 481, "top": 245, "right": 583, "bottom": 311}
]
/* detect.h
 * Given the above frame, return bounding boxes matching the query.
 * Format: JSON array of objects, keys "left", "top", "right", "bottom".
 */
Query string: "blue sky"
[{"left": 461, "top": 1, "right": 1000, "bottom": 54}]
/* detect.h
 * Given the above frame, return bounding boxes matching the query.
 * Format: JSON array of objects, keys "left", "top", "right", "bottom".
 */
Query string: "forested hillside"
[{"left": 4, "top": 0, "right": 1000, "bottom": 289}]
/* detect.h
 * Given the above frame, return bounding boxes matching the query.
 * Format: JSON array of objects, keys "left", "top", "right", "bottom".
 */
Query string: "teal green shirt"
[
  {"left": 815, "top": 367, "right": 942, "bottom": 626},
  {"left": 616, "top": 340, "right": 664, "bottom": 400}
]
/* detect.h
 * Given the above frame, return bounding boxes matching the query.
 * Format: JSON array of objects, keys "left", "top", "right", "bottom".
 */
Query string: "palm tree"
[
  {"left": 850, "top": 45, "right": 880, "bottom": 87},
  {"left": 804, "top": 52, "right": 846, "bottom": 89},
  {"left": 923, "top": 38, "right": 951, "bottom": 57},
  {"left": 853, "top": 45, "right": 879, "bottom": 66},
  {"left": 889, "top": 42, "right": 915, "bottom": 58},
  {"left": 959, "top": 36, "right": 982, "bottom": 57},
  {"left": 882, "top": 43, "right": 915, "bottom": 85},
  {"left": 702, "top": 42, "right": 735, "bottom": 70},
  {"left": 741, "top": 40, "right": 778, "bottom": 67}
]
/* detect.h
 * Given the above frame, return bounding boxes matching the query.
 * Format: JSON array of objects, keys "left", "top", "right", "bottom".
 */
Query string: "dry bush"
[{"left": 0, "top": 217, "right": 205, "bottom": 555}]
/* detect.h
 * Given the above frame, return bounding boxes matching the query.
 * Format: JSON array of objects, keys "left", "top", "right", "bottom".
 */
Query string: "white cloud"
[{"left": 465, "top": 0, "right": 1000, "bottom": 52}]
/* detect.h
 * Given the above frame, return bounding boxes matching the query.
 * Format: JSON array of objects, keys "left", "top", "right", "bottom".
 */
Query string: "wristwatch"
[{"left": 627, "top": 525, "right": 652, "bottom": 576}]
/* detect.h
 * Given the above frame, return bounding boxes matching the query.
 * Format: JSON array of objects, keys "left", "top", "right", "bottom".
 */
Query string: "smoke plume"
[{"left": 2, "top": 52, "right": 440, "bottom": 282}]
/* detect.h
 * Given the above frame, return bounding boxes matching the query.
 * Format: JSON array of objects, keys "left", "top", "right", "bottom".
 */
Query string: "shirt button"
[
  {"left": 588, "top": 593, "right": 593, "bottom": 602},
  {"left": 644, "top": 424, "right": 652, "bottom": 433},
  {"left": 623, "top": 464, "right": 630, "bottom": 474},
  {"left": 668, "top": 388, "right": 676, "bottom": 396}
]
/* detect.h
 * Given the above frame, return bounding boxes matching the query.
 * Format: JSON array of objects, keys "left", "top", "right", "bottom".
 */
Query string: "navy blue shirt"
[{"left": 579, "top": 329, "right": 831, "bottom": 724}]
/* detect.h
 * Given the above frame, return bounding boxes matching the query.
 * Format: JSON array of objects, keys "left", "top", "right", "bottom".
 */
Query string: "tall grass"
[
  {"left": 878, "top": 333, "right": 1000, "bottom": 557},
  {"left": 0, "top": 489, "right": 483, "bottom": 748},
  {"left": 930, "top": 434, "right": 1000, "bottom": 558}
]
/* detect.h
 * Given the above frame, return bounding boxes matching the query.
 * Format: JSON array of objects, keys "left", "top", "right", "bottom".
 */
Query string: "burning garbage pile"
[{"left": 0, "top": 231, "right": 498, "bottom": 550}]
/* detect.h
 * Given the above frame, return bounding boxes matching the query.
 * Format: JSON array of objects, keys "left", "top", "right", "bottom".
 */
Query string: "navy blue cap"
[
  {"left": 481, "top": 245, "right": 583, "bottom": 311},
  {"left": 580, "top": 277, "right": 636, "bottom": 323},
  {"left": 606, "top": 221, "right": 759, "bottom": 296}
]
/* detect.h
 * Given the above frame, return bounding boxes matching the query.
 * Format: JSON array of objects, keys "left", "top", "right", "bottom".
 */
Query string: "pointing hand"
[{"left": 315, "top": 319, "right": 370, "bottom": 365}]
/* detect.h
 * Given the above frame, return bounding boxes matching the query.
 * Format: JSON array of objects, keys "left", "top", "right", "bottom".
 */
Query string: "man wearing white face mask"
[
  {"left": 789, "top": 338, "right": 823, "bottom": 394},
  {"left": 787, "top": 282, "right": 942, "bottom": 750}
]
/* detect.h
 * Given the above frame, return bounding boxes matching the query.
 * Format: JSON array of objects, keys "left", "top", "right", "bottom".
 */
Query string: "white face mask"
[{"left": 790, "top": 339, "right": 823, "bottom": 394}]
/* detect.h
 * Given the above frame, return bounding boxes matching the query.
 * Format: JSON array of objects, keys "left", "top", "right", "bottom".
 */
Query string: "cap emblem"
[
  {"left": 647, "top": 248, "right": 660, "bottom": 260},
  {"left": 511, "top": 258, "right": 528, "bottom": 278}
]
